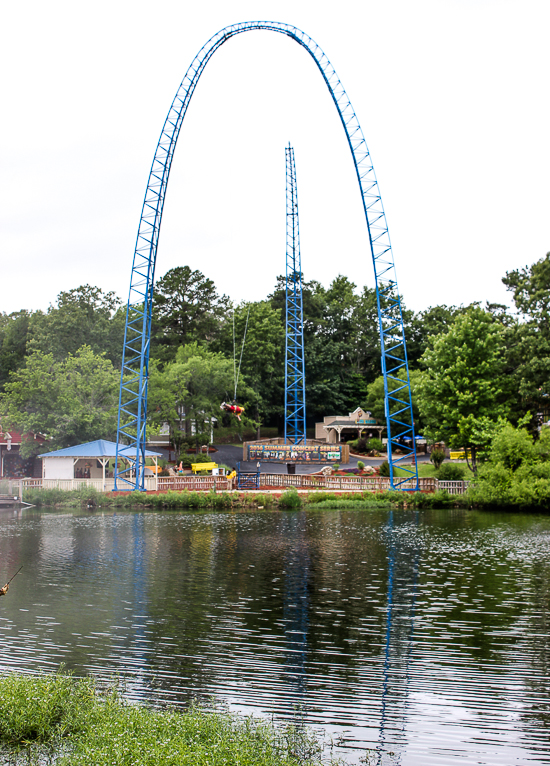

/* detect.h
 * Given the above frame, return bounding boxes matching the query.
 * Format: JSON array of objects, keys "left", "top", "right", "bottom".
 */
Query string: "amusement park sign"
[{"left": 246, "top": 443, "right": 343, "bottom": 463}]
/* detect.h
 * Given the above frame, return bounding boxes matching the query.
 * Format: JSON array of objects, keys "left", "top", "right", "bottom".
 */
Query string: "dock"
[{"left": 0, "top": 480, "right": 24, "bottom": 507}]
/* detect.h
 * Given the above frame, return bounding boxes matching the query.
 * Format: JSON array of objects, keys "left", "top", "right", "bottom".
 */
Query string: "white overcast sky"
[{"left": 2, "top": 0, "right": 548, "bottom": 315}]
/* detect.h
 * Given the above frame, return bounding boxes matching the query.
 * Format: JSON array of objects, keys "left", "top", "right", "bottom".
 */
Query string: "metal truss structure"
[
  {"left": 284, "top": 145, "right": 306, "bottom": 445},
  {"left": 115, "top": 20, "right": 418, "bottom": 491}
]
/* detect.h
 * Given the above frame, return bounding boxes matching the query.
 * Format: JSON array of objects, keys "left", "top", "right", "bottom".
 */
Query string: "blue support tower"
[
  {"left": 114, "top": 21, "right": 418, "bottom": 491},
  {"left": 284, "top": 145, "right": 306, "bottom": 445}
]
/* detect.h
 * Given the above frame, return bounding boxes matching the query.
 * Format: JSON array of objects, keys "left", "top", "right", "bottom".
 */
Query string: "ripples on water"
[{"left": 1, "top": 507, "right": 549, "bottom": 764}]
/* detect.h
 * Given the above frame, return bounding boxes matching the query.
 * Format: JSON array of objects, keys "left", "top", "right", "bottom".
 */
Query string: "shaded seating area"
[{"left": 39, "top": 440, "right": 162, "bottom": 490}]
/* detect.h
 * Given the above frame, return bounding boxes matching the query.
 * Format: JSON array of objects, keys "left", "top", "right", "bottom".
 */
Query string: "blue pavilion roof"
[{"left": 39, "top": 439, "right": 161, "bottom": 458}]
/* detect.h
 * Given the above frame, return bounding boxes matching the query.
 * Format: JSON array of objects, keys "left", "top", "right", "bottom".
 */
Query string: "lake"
[{"left": 1, "top": 506, "right": 549, "bottom": 764}]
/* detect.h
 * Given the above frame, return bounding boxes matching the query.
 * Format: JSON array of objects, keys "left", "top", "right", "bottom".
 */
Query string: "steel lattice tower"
[
  {"left": 284, "top": 145, "right": 306, "bottom": 445},
  {"left": 114, "top": 21, "right": 418, "bottom": 492}
]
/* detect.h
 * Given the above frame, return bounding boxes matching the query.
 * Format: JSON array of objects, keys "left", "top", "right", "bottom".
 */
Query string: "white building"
[{"left": 39, "top": 439, "right": 162, "bottom": 490}]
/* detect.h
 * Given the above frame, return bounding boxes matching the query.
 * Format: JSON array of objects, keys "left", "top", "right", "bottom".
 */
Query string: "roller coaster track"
[{"left": 114, "top": 21, "right": 418, "bottom": 492}]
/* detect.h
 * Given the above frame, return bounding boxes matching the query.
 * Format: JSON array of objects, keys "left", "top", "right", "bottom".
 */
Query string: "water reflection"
[
  {"left": 283, "top": 513, "right": 310, "bottom": 705},
  {"left": 0, "top": 507, "right": 550, "bottom": 764}
]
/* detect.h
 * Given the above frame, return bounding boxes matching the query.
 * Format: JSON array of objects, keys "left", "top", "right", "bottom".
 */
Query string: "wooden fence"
[
  {"left": 157, "top": 476, "right": 230, "bottom": 492},
  {"left": 0, "top": 479, "right": 22, "bottom": 499},
  {"left": 16, "top": 475, "right": 472, "bottom": 496},
  {"left": 20, "top": 478, "right": 157, "bottom": 492},
  {"left": 19, "top": 476, "right": 229, "bottom": 493},
  {"left": 258, "top": 475, "right": 439, "bottom": 492},
  {"left": 438, "top": 480, "right": 471, "bottom": 495}
]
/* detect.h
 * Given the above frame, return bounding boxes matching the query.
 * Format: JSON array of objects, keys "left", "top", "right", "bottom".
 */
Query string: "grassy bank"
[
  {"left": 22, "top": 485, "right": 469, "bottom": 512},
  {"left": 22, "top": 486, "right": 279, "bottom": 510},
  {"left": 0, "top": 673, "right": 347, "bottom": 766}
]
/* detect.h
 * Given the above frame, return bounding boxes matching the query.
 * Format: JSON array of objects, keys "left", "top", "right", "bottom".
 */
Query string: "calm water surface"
[{"left": 1, "top": 507, "right": 549, "bottom": 764}]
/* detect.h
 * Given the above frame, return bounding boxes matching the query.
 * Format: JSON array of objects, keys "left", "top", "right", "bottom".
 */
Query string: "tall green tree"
[
  {"left": 406, "top": 304, "right": 465, "bottom": 369},
  {"left": 365, "top": 368, "right": 423, "bottom": 429},
  {"left": 415, "top": 305, "right": 513, "bottom": 472},
  {"left": 502, "top": 253, "right": 550, "bottom": 421},
  {"left": 0, "top": 311, "right": 33, "bottom": 391},
  {"left": 151, "top": 266, "right": 230, "bottom": 363},
  {"left": 0, "top": 346, "right": 119, "bottom": 456},
  {"left": 148, "top": 343, "right": 258, "bottom": 456},
  {"left": 29, "top": 285, "right": 125, "bottom": 367},
  {"left": 269, "top": 275, "right": 378, "bottom": 422},
  {"left": 213, "top": 301, "right": 285, "bottom": 428}
]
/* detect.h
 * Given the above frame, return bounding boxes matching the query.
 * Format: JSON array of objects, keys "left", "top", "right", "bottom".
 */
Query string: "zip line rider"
[{"left": 220, "top": 401, "right": 245, "bottom": 421}]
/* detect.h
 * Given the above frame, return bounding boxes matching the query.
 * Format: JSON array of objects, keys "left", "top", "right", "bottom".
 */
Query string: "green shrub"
[
  {"left": 430, "top": 447, "right": 446, "bottom": 470},
  {"left": 409, "top": 489, "right": 460, "bottom": 508},
  {"left": 367, "top": 438, "right": 384, "bottom": 453},
  {"left": 332, "top": 463, "right": 339, "bottom": 471},
  {"left": 0, "top": 672, "right": 96, "bottom": 745},
  {"left": 378, "top": 460, "right": 390, "bottom": 477},
  {"left": 279, "top": 488, "right": 302, "bottom": 509},
  {"left": 357, "top": 461, "right": 365, "bottom": 470},
  {"left": 437, "top": 463, "right": 465, "bottom": 481}
]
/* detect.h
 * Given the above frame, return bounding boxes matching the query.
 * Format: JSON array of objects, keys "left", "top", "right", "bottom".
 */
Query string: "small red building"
[{"left": 0, "top": 427, "right": 45, "bottom": 478}]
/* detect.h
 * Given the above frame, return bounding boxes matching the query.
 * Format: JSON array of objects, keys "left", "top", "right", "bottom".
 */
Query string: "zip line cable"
[
  {"left": 233, "top": 305, "right": 251, "bottom": 401},
  {"left": 232, "top": 311, "right": 237, "bottom": 396}
]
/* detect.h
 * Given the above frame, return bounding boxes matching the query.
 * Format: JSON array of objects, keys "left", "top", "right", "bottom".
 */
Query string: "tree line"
[{"left": 1, "top": 255, "right": 549, "bottom": 465}]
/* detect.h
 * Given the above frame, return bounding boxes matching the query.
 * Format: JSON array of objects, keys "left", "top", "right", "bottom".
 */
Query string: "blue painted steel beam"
[
  {"left": 284, "top": 145, "right": 306, "bottom": 446},
  {"left": 115, "top": 21, "right": 418, "bottom": 491}
]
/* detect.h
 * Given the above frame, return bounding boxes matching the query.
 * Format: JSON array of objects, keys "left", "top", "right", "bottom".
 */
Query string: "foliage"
[
  {"left": 430, "top": 447, "right": 446, "bottom": 470},
  {"left": 415, "top": 306, "right": 513, "bottom": 472},
  {"left": 212, "top": 300, "right": 285, "bottom": 426},
  {"left": 405, "top": 304, "right": 465, "bottom": 367},
  {"left": 467, "top": 424, "right": 550, "bottom": 509},
  {"left": 0, "top": 673, "right": 338, "bottom": 766},
  {"left": 436, "top": 462, "right": 466, "bottom": 481},
  {"left": 0, "top": 346, "right": 119, "bottom": 456},
  {"left": 29, "top": 285, "right": 125, "bottom": 368},
  {"left": 357, "top": 461, "right": 365, "bottom": 470},
  {"left": 176, "top": 452, "right": 215, "bottom": 469},
  {"left": 0, "top": 672, "right": 95, "bottom": 746},
  {"left": 365, "top": 368, "right": 423, "bottom": 428},
  {"left": 0, "top": 311, "right": 33, "bottom": 392},
  {"left": 270, "top": 276, "right": 381, "bottom": 421},
  {"left": 5, "top": 254, "right": 550, "bottom": 446},
  {"left": 279, "top": 488, "right": 302, "bottom": 509},
  {"left": 151, "top": 266, "right": 230, "bottom": 364},
  {"left": 367, "top": 438, "right": 384, "bottom": 453},
  {"left": 148, "top": 342, "right": 258, "bottom": 459},
  {"left": 499, "top": 252, "right": 550, "bottom": 423},
  {"left": 378, "top": 460, "right": 390, "bottom": 477},
  {"left": 407, "top": 489, "right": 460, "bottom": 509},
  {"left": 305, "top": 491, "right": 394, "bottom": 509}
]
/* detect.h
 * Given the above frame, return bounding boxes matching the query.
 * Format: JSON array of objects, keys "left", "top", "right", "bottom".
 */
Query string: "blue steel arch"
[{"left": 114, "top": 21, "right": 418, "bottom": 492}]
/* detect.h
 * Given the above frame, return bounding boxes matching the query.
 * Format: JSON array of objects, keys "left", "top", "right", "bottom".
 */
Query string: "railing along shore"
[{"left": 16, "top": 475, "right": 472, "bottom": 495}]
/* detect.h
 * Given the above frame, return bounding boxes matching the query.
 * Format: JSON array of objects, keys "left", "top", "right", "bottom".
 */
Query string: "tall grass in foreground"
[{"left": 0, "top": 673, "right": 349, "bottom": 765}]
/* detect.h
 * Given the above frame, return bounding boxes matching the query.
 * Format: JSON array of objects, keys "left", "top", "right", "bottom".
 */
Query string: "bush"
[
  {"left": 332, "top": 464, "right": 340, "bottom": 471},
  {"left": 367, "top": 438, "right": 384, "bottom": 453},
  {"left": 430, "top": 447, "right": 446, "bottom": 470},
  {"left": 378, "top": 460, "right": 390, "bottom": 476},
  {"left": 279, "top": 488, "right": 302, "bottom": 509},
  {"left": 357, "top": 461, "right": 365, "bottom": 470},
  {"left": 437, "top": 463, "right": 465, "bottom": 481}
]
